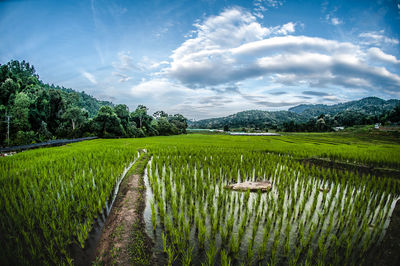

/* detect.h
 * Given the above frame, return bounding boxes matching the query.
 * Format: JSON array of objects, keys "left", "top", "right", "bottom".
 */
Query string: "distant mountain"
[
  {"left": 189, "top": 97, "right": 400, "bottom": 129},
  {"left": 289, "top": 97, "right": 399, "bottom": 118},
  {"left": 189, "top": 110, "right": 306, "bottom": 129}
]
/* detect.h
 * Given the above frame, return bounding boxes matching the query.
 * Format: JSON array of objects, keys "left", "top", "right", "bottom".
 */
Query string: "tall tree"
[
  {"left": 114, "top": 104, "right": 130, "bottom": 130},
  {"left": 131, "top": 105, "right": 151, "bottom": 129},
  {"left": 62, "top": 106, "right": 88, "bottom": 131},
  {"left": 11, "top": 92, "right": 31, "bottom": 133},
  {"left": 92, "top": 106, "right": 125, "bottom": 137},
  {"left": 0, "top": 78, "right": 19, "bottom": 105},
  {"left": 168, "top": 114, "right": 188, "bottom": 134}
]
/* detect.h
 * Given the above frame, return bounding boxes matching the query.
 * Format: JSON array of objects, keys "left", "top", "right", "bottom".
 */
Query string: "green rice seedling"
[
  {"left": 238, "top": 223, "right": 245, "bottom": 243},
  {"left": 247, "top": 235, "right": 254, "bottom": 263},
  {"left": 198, "top": 220, "right": 207, "bottom": 250},
  {"left": 162, "top": 232, "right": 167, "bottom": 253},
  {"left": 252, "top": 218, "right": 259, "bottom": 241},
  {"left": 182, "top": 246, "right": 193, "bottom": 266},
  {"left": 167, "top": 245, "right": 176, "bottom": 266},
  {"left": 229, "top": 234, "right": 240, "bottom": 257},
  {"left": 220, "top": 224, "right": 228, "bottom": 245},
  {"left": 284, "top": 227, "right": 291, "bottom": 257},
  {"left": 221, "top": 249, "right": 231, "bottom": 266},
  {"left": 5, "top": 135, "right": 397, "bottom": 265},
  {"left": 289, "top": 245, "right": 302, "bottom": 266},
  {"left": 206, "top": 241, "right": 217, "bottom": 266},
  {"left": 150, "top": 200, "right": 157, "bottom": 231}
]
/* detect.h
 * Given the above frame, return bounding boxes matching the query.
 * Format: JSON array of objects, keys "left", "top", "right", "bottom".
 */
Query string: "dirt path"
[{"left": 94, "top": 155, "right": 152, "bottom": 265}]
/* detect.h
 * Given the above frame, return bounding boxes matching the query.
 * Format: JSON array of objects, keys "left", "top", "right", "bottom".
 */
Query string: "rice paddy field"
[{"left": 1, "top": 133, "right": 400, "bottom": 265}]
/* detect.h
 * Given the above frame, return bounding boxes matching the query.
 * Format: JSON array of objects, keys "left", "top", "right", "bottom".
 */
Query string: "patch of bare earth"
[
  {"left": 95, "top": 173, "right": 141, "bottom": 265},
  {"left": 225, "top": 181, "right": 272, "bottom": 192}
]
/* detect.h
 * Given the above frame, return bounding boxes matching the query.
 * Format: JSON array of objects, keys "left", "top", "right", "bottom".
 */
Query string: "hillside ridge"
[{"left": 189, "top": 97, "right": 400, "bottom": 130}]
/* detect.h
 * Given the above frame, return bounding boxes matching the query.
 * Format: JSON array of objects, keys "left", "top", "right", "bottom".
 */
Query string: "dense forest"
[
  {"left": 0, "top": 60, "right": 188, "bottom": 147},
  {"left": 189, "top": 97, "right": 400, "bottom": 132}
]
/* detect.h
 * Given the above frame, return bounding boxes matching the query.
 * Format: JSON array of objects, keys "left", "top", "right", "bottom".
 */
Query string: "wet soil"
[
  {"left": 372, "top": 200, "right": 400, "bottom": 266},
  {"left": 94, "top": 155, "right": 152, "bottom": 265}
]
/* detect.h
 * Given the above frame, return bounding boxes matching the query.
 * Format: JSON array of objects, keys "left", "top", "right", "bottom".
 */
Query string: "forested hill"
[
  {"left": 189, "top": 110, "right": 305, "bottom": 130},
  {"left": 189, "top": 97, "right": 400, "bottom": 131},
  {"left": 0, "top": 60, "right": 188, "bottom": 147},
  {"left": 57, "top": 87, "right": 113, "bottom": 117},
  {"left": 289, "top": 97, "right": 400, "bottom": 118}
]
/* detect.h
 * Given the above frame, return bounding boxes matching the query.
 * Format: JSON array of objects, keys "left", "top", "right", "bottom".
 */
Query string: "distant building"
[
  {"left": 334, "top": 126, "right": 344, "bottom": 131},
  {"left": 375, "top": 123, "right": 381, "bottom": 129}
]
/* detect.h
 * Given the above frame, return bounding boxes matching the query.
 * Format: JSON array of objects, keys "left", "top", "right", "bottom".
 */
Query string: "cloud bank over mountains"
[{"left": 129, "top": 7, "right": 399, "bottom": 118}]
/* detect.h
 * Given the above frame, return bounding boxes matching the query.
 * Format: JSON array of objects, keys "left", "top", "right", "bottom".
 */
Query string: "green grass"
[
  {"left": 146, "top": 137, "right": 400, "bottom": 265},
  {"left": 0, "top": 133, "right": 399, "bottom": 265},
  {"left": 128, "top": 221, "right": 152, "bottom": 266}
]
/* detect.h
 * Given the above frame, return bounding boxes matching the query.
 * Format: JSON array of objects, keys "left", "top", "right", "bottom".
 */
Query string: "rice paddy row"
[
  {"left": 0, "top": 134, "right": 399, "bottom": 265},
  {"left": 146, "top": 145, "right": 399, "bottom": 265}
]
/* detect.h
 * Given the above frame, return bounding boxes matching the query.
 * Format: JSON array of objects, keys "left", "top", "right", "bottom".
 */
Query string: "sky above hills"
[{"left": 1, "top": 0, "right": 399, "bottom": 119}]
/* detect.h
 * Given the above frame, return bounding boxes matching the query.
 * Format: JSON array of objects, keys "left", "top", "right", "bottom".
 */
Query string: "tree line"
[
  {"left": 281, "top": 108, "right": 400, "bottom": 132},
  {"left": 0, "top": 60, "right": 187, "bottom": 147}
]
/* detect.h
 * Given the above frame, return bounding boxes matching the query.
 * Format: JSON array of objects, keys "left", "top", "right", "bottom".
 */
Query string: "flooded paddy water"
[{"left": 143, "top": 150, "right": 398, "bottom": 265}]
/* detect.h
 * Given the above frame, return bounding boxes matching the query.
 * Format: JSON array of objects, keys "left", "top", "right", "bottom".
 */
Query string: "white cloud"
[
  {"left": 82, "top": 71, "right": 97, "bottom": 84},
  {"left": 150, "top": 61, "right": 170, "bottom": 69},
  {"left": 273, "top": 22, "right": 296, "bottom": 35},
  {"left": 112, "top": 51, "right": 139, "bottom": 71},
  {"left": 231, "top": 35, "right": 356, "bottom": 55},
  {"left": 264, "top": 0, "right": 283, "bottom": 8},
  {"left": 324, "top": 14, "right": 342, "bottom": 25},
  {"left": 330, "top": 17, "right": 342, "bottom": 25},
  {"left": 253, "top": 0, "right": 283, "bottom": 18},
  {"left": 131, "top": 78, "right": 193, "bottom": 97},
  {"left": 163, "top": 7, "right": 400, "bottom": 93},
  {"left": 359, "top": 30, "right": 399, "bottom": 45},
  {"left": 137, "top": 57, "right": 170, "bottom": 70},
  {"left": 368, "top": 47, "right": 400, "bottom": 64}
]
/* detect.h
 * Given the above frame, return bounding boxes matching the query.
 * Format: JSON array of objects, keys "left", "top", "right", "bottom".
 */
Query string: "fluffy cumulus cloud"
[
  {"left": 164, "top": 7, "right": 400, "bottom": 94},
  {"left": 368, "top": 47, "right": 400, "bottom": 64},
  {"left": 166, "top": 8, "right": 298, "bottom": 86},
  {"left": 131, "top": 78, "right": 192, "bottom": 98},
  {"left": 125, "top": 7, "right": 399, "bottom": 119}
]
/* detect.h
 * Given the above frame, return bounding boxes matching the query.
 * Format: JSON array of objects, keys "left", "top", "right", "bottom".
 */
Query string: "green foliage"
[
  {"left": 0, "top": 139, "right": 144, "bottom": 264},
  {"left": 1, "top": 134, "right": 399, "bottom": 264},
  {"left": 189, "top": 97, "right": 400, "bottom": 132},
  {"left": 143, "top": 133, "right": 400, "bottom": 265},
  {"left": 11, "top": 92, "right": 31, "bottom": 132},
  {"left": 289, "top": 97, "right": 399, "bottom": 118},
  {"left": 0, "top": 78, "right": 19, "bottom": 105},
  {"left": 189, "top": 109, "right": 304, "bottom": 130},
  {"left": 128, "top": 221, "right": 152, "bottom": 265},
  {"left": 0, "top": 60, "right": 188, "bottom": 146},
  {"left": 92, "top": 106, "right": 125, "bottom": 137}
]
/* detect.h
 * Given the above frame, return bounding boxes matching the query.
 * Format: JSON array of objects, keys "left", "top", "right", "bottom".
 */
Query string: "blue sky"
[{"left": 1, "top": 0, "right": 400, "bottom": 119}]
